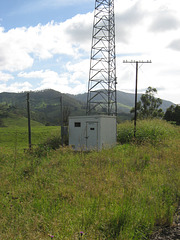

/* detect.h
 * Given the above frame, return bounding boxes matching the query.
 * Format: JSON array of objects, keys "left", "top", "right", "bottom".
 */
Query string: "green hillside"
[
  {"left": 0, "top": 89, "right": 175, "bottom": 126},
  {"left": 0, "top": 90, "right": 86, "bottom": 126},
  {"left": 4, "top": 115, "right": 44, "bottom": 128}
]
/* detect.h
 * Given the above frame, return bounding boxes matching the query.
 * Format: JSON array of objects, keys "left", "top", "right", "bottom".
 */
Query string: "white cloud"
[
  {"left": 18, "top": 67, "right": 87, "bottom": 94},
  {"left": 63, "top": 13, "right": 92, "bottom": 49},
  {"left": 115, "top": 3, "right": 146, "bottom": 44},
  {"left": 0, "top": 12, "right": 92, "bottom": 73},
  {"left": 168, "top": 39, "right": 180, "bottom": 51},
  {"left": 149, "top": 12, "right": 180, "bottom": 32},
  {"left": 0, "top": 81, "right": 32, "bottom": 93},
  {"left": 0, "top": 27, "right": 34, "bottom": 72},
  {"left": 0, "top": 71, "right": 14, "bottom": 82},
  {"left": 66, "top": 59, "right": 89, "bottom": 82},
  {"left": 18, "top": 69, "right": 68, "bottom": 85}
]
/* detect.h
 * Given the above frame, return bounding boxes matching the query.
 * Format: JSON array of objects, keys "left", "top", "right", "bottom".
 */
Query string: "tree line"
[{"left": 130, "top": 86, "right": 180, "bottom": 125}]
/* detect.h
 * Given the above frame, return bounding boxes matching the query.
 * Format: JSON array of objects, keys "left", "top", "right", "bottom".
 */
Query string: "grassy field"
[
  {"left": 0, "top": 120, "right": 180, "bottom": 239},
  {"left": 0, "top": 125, "right": 60, "bottom": 150},
  {"left": 0, "top": 115, "right": 60, "bottom": 150}
]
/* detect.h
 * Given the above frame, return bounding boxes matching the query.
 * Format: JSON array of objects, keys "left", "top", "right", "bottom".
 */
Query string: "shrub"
[{"left": 32, "top": 134, "right": 62, "bottom": 157}]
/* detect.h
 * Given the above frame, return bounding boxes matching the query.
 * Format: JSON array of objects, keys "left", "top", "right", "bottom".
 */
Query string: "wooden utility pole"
[
  {"left": 123, "top": 60, "right": 151, "bottom": 137},
  {"left": 60, "top": 96, "right": 63, "bottom": 146},
  {"left": 27, "top": 92, "right": 32, "bottom": 150}
]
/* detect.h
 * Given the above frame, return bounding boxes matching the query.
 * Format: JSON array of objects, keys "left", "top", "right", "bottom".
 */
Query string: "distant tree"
[
  {"left": 130, "top": 86, "right": 164, "bottom": 119},
  {"left": 164, "top": 104, "right": 180, "bottom": 125}
]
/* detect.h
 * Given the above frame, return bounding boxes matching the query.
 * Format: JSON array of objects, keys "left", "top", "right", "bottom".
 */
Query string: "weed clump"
[{"left": 32, "top": 134, "right": 62, "bottom": 157}]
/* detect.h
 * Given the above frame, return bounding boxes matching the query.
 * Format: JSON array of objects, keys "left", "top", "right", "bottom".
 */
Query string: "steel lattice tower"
[{"left": 86, "top": 0, "right": 117, "bottom": 116}]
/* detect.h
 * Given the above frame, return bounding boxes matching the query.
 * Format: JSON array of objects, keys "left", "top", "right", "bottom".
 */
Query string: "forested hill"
[
  {"left": 0, "top": 89, "right": 174, "bottom": 126},
  {"left": 0, "top": 89, "right": 86, "bottom": 126},
  {"left": 68, "top": 90, "right": 174, "bottom": 113}
]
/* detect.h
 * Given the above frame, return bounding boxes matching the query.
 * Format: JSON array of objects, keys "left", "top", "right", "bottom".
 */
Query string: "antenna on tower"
[{"left": 86, "top": 0, "right": 117, "bottom": 116}]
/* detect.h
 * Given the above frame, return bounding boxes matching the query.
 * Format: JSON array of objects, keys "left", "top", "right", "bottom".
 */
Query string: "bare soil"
[{"left": 150, "top": 205, "right": 180, "bottom": 240}]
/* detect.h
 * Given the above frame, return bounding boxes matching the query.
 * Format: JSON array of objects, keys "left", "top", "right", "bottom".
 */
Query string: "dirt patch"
[{"left": 150, "top": 205, "right": 180, "bottom": 240}]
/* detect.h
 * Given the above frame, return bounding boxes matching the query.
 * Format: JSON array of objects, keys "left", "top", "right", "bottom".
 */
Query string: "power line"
[{"left": 123, "top": 60, "right": 152, "bottom": 137}]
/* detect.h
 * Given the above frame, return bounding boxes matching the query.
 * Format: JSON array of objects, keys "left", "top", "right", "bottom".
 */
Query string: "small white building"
[{"left": 69, "top": 115, "right": 116, "bottom": 151}]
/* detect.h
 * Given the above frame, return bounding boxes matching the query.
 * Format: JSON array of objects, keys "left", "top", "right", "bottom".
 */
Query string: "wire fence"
[
  {"left": 0, "top": 92, "right": 64, "bottom": 150},
  {"left": 0, "top": 126, "right": 61, "bottom": 151}
]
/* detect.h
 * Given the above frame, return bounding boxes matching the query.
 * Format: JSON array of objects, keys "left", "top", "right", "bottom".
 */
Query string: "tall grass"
[
  {"left": 0, "top": 120, "right": 180, "bottom": 239},
  {"left": 117, "top": 119, "right": 177, "bottom": 144}
]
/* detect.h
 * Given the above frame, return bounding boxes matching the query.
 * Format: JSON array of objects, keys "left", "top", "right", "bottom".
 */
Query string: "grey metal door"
[{"left": 86, "top": 122, "right": 98, "bottom": 150}]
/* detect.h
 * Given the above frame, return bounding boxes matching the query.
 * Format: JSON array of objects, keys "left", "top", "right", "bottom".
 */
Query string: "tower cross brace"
[{"left": 86, "top": 0, "right": 117, "bottom": 116}]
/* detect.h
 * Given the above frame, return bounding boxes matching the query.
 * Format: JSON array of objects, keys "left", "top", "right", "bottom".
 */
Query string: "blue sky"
[
  {"left": 0, "top": 0, "right": 180, "bottom": 104},
  {"left": 0, "top": 0, "right": 94, "bottom": 30}
]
